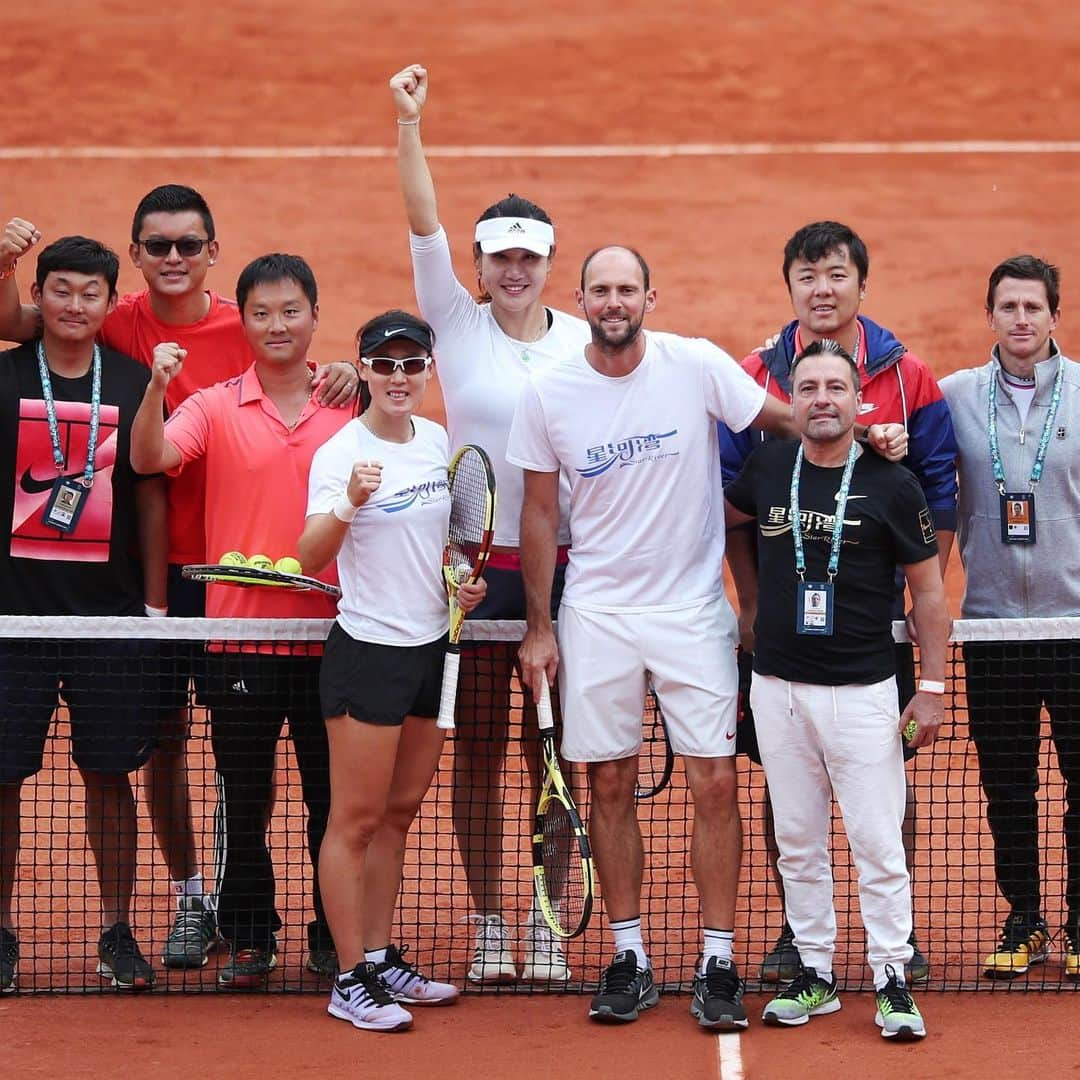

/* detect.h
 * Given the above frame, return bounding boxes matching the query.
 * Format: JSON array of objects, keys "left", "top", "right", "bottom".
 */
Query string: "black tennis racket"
[
  {"left": 635, "top": 684, "right": 674, "bottom": 799},
  {"left": 182, "top": 563, "right": 341, "bottom": 597},
  {"left": 532, "top": 679, "right": 594, "bottom": 938},
  {"left": 436, "top": 444, "right": 497, "bottom": 731}
]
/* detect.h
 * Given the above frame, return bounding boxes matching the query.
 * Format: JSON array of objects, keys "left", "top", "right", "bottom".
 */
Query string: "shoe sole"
[
  {"left": 876, "top": 1015, "right": 926, "bottom": 1040},
  {"left": 983, "top": 952, "right": 1050, "bottom": 980},
  {"left": 467, "top": 969, "right": 517, "bottom": 984},
  {"left": 391, "top": 988, "right": 460, "bottom": 1006},
  {"left": 328, "top": 1000, "right": 413, "bottom": 1032},
  {"left": 690, "top": 1001, "right": 749, "bottom": 1031},
  {"left": 762, "top": 998, "right": 842, "bottom": 1027},
  {"left": 589, "top": 988, "right": 660, "bottom": 1023},
  {"left": 521, "top": 968, "right": 572, "bottom": 982},
  {"left": 96, "top": 961, "right": 155, "bottom": 991}
]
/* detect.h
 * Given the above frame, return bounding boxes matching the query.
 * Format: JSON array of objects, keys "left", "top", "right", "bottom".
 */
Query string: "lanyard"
[
  {"left": 37, "top": 341, "right": 102, "bottom": 488},
  {"left": 987, "top": 355, "right": 1063, "bottom": 494},
  {"left": 791, "top": 440, "right": 858, "bottom": 581}
]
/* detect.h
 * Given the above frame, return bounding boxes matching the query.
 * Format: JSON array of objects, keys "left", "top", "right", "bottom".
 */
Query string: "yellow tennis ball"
[
  {"left": 274, "top": 556, "right": 302, "bottom": 575},
  {"left": 247, "top": 554, "right": 273, "bottom": 570},
  {"left": 219, "top": 551, "right": 247, "bottom": 566}
]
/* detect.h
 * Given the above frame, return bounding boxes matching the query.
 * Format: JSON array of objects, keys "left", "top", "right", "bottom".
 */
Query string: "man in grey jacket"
[{"left": 941, "top": 255, "right": 1080, "bottom": 982}]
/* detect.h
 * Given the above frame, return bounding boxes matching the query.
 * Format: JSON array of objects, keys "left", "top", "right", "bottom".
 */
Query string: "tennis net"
[{"left": 1, "top": 615, "right": 1076, "bottom": 993}]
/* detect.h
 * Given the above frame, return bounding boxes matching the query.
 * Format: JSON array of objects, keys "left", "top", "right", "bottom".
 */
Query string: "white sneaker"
[
  {"left": 521, "top": 909, "right": 571, "bottom": 982},
  {"left": 328, "top": 963, "right": 413, "bottom": 1032},
  {"left": 377, "top": 944, "right": 459, "bottom": 1005},
  {"left": 466, "top": 914, "right": 517, "bottom": 984}
]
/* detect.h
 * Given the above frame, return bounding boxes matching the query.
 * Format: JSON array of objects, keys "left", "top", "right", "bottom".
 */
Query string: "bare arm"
[
  {"left": 517, "top": 468, "right": 561, "bottom": 700},
  {"left": 0, "top": 218, "right": 43, "bottom": 343},
  {"left": 297, "top": 462, "right": 383, "bottom": 575},
  {"left": 389, "top": 64, "right": 440, "bottom": 237},
  {"left": 899, "top": 554, "right": 952, "bottom": 747},
  {"left": 724, "top": 504, "right": 759, "bottom": 652},
  {"left": 134, "top": 476, "right": 168, "bottom": 611},
  {"left": 130, "top": 344, "right": 184, "bottom": 475}
]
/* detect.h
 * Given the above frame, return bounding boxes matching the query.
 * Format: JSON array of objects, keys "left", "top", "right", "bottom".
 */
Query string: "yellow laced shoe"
[{"left": 983, "top": 912, "right": 1051, "bottom": 979}]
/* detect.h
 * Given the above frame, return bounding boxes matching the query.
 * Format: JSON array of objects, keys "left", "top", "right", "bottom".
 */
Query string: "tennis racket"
[
  {"left": 435, "top": 444, "right": 497, "bottom": 730},
  {"left": 532, "top": 679, "right": 594, "bottom": 938},
  {"left": 635, "top": 684, "right": 674, "bottom": 799},
  {"left": 182, "top": 563, "right": 341, "bottom": 598}
]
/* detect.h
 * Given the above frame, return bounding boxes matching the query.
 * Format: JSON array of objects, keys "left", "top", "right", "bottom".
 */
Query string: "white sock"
[
  {"left": 702, "top": 927, "right": 734, "bottom": 971},
  {"left": 171, "top": 873, "right": 204, "bottom": 905},
  {"left": 365, "top": 946, "right": 389, "bottom": 965},
  {"left": 610, "top": 917, "right": 648, "bottom": 969}
]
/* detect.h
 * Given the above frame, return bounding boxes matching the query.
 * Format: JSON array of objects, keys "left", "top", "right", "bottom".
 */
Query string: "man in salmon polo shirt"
[
  {"left": 0, "top": 192, "right": 359, "bottom": 972},
  {"left": 131, "top": 253, "right": 354, "bottom": 988}
]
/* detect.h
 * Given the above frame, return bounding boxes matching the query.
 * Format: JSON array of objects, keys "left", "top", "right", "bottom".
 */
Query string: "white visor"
[{"left": 474, "top": 216, "right": 555, "bottom": 256}]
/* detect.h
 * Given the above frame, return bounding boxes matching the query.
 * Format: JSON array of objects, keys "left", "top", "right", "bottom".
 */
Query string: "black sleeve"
[
  {"left": 725, "top": 450, "right": 760, "bottom": 517},
  {"left": 885, "top": 467, "right": 939, "bottom": 565}
]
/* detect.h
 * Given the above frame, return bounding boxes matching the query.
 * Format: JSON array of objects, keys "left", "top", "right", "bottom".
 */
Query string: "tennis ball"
[
  {"left": 247, "top": 554, "right": 274, "bottom": 571},
  {"left": 219, "top": 551, "right": 247, "bottom": 566},
  {"left": 274, "top": 556, "right": 303, "bottom": 575}
]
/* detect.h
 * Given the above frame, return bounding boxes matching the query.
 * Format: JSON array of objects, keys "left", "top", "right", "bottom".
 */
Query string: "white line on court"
[
  {"left": 1, "top": 140, "right": 1080, "bottom": 161},
  {"left": 717, "top": 1034, "right": 744, "bottom": 1080}
]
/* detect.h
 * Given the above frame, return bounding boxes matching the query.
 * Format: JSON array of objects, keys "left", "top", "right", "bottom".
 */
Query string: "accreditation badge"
[
  {"left": 1000, "top": 491, "right": 1036, "bottom": 544},
  {"left": 796, "top": 581, "right": 834, "bottom": 636},
  {"left": 42, "top": 477, "right": 90, "bottom": 533}
]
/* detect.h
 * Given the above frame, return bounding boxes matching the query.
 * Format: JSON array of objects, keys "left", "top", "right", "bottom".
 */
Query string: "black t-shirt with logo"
[
  {"left": 0, "top": 341, "right": 151, "bottom": 616},
  {"left": 726, "top": 439, "right": 938, "bottom": 685}
]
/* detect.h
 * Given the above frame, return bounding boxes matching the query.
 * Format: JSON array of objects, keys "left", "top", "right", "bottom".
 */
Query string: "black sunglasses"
[
  {"left": 139, "top": 237, "right": 209, "bottom": 258},
  {"left": 361, "top": 355, "right": 432, "bottom": 376}
]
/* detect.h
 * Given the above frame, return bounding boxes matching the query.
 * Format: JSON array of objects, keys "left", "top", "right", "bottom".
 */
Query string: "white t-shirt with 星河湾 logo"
[
  {"left": 507, "top": 330, "right": 767, "bottom": 612},
  {"left": 307, "top": 416, "right": 451, "bottom": 644}
]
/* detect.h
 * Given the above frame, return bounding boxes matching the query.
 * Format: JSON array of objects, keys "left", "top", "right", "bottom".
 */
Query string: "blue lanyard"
[
  {"left": 37, "top": 341, "right": 102, "bottom": 488},
  {"left": 790, "top": 440, "right": 858, "bottom": 581},
  {"left": 987, "top": 355, "right": 1063, "bottom": 494}
]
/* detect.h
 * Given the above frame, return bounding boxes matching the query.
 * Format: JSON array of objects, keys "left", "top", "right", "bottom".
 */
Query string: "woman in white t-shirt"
[
  {"left": 298, "top": 310, "right": 486, "bottom": 1034},
  {"left": 389, "top": 63, "right": 591, "bottom": 986}
]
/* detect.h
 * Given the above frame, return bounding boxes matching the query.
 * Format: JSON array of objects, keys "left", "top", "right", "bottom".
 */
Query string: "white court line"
[
  {"left": 717, "top": 1034, "right": 744, "bottom": 1080},
  {"left": 2, "top": 140, "right": 1080, "bottom": 161}
]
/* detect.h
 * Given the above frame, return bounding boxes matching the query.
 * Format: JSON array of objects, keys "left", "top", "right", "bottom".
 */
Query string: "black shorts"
[
  {"left": 0, "top": 638, "right": 160, "bottom": 783},
  {"left": 736, "top": 642, "right": 919, "bottom": 766},
  {"left": 319, "top": 622, "right": 447, "bottom": 726},
  {"left": 157, "top": 564, "right": 209, "bottom": 713}
]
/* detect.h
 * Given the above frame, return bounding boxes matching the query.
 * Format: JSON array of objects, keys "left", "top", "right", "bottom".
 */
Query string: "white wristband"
[
  {"left": 333, "top": 492, "right": 359, "bottom": 523},
  {"left": 917, "top": 679, "right": 945, "bottom": 695},
  {"left": 145, "top": 604, "right": 168, "bottom": 618}
]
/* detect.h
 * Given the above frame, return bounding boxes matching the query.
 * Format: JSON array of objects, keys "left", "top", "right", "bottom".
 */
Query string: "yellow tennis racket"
[{"left": 436, "top": 444, "right": 496, "bottom": 731}]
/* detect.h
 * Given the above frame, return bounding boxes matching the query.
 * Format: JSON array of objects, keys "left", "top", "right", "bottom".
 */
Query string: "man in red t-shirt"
[
  {"left": 0, "top": 192, "right": 359, "bottom": 971},
  {"left": 132, "top": 252, "right": 352, "bottom": 987}
]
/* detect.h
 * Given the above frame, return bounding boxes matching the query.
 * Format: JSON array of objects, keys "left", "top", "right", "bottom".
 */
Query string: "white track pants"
[{"left": 749, "top": 673, "right": 913, "bottom": 985}]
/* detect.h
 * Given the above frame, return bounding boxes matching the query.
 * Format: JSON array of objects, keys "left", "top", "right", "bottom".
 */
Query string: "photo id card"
[
  {"left": 42, "top": 477, "right": 89, "bottom": 533},
  {"left": 1000, "top": 491, "right": 1036, "bottom": 545},
  {"left": 796, "top": 581, "right": 834, "bottom": 636}
]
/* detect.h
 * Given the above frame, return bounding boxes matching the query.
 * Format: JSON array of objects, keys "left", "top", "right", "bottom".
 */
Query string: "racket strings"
[
  {"left": 447, "top": 449, "right": 492, "bottom": 570},
  {"left": 540, "top": 799, "right": 586, "bottom": 932}
]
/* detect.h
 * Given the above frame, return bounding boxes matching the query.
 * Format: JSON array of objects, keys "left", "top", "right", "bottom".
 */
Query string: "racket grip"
[
  {"left": 536, "top": 677, "right": 556, "bottom": 734},
  {"left": 436, "top": 646, "right": 461, "bottom": 730}
]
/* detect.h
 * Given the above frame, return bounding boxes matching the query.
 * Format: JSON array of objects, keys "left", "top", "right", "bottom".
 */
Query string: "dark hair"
[
  {"left": 790, "top": 337, "right": 861, "bottom": 391},
  {"left": 472, "top": 193, "right": 553, "bottom": 262},
  {"left": 986, "top": 255, "right": 1060, "bottom": 313},
  {"left": 131, "top": 184, "right": 215, "bottom": 243},
  {"left": 579, "top": 245, "right": 652, "bottom": 292},
  {"left": 235, "top": 253, "right": 318, "bottom": 313},
  {"left": 35, "top": 236, "right": 120, "bottom": 298},
  {"left": 782, "top": 221, "right": 869, "bottom": 287}
]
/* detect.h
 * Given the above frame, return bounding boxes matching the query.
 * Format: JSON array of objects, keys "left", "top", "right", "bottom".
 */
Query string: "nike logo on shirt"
[{"left": 20, "top": 467, "right": 101, "bottom": 495}]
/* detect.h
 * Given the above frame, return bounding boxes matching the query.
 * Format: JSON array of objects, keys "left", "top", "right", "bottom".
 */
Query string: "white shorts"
[{"left": 556, "top": 595, "right": 739, "bottom": 762}]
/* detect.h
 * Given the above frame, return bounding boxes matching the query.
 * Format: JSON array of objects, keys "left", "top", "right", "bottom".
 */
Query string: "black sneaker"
[
  {"left": 759, "top": 922, "right": 800, "bottom": 983},
  {"left": 218, "top": 936, "right": 278, "bottom": 989},
  {"left": 906, "top": 928, "right": 930, "bottom": 983},
  {"left": 305, "top": 948, "right": 340, "bottom": 979},
  {"left": 161, "top": 896, "right": 220, "bottom": 969},
  {"left": 690, "top": 956, "right": 748, "bottom": 1030},
  {"left": 97, "top": 922, "right": 155, "bottom": 990},
  {"left": 983, "top": 911, "right": 1050, "bottom": 979},
  {"left": 588, "top": 949, "right": 659, "bottom": 1023},
  {"left": 1, "top": 927, "right": 16, "bottom": 993}
]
